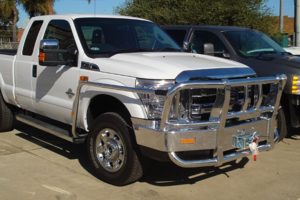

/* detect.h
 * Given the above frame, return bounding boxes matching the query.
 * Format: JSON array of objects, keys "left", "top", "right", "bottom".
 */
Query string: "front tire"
[
  {"left": 87, "top": 112, "right": 143, "bottom": 186},
  {"left": 275, "top": 107, "right": 287, "bottom": 142}
]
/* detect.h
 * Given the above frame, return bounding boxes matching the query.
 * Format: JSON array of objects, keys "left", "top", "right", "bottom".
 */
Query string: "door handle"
[{"left": 32, "top": 65, "right": 37, "bottom": 78}]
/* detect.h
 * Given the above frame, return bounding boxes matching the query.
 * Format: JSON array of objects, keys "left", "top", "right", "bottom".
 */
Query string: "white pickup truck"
[{"left": 0, "top": 15, "right": 286, "bottom": 185}]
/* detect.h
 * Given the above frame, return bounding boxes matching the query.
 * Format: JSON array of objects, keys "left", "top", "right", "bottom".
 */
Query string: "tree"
[
  {"left": 19, "top": 0, "right": 55, "bottom": 18},
  {"left": 0, "top": 0, "right": 91, "bottom": 43},
  {"left": 0, "top": 0, "right": 18, "bottom": 42},
  {"left": 116, "top": 0, "right": 276, "bottom": 35}
]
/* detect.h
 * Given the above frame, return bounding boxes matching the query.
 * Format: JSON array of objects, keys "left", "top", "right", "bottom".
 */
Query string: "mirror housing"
[
  {"left": 222, "top": 52, "right": 230, "bottom": 59},
  {"left": 183, "top": 41, "right": 191, "bottom": 52},
  {"left": 203, "top": 43, "right": 215, "bottom": 55},
  {"left": 40, "top": 39, "right": 59, "bottom": 50},
  {"left": 39, "top": 39, "right": 74, "bottom": 66}
]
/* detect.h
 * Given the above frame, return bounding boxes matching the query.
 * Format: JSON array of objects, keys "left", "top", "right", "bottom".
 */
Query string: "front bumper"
[
  {"left": 133, "top": 118, "right": 272, "bottom": 167},
  {"left": 132, "top": 75, "right": 287, "bottom": 168}
]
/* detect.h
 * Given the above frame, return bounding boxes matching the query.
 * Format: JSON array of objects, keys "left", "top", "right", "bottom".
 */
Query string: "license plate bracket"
[{"left": 232, "top": 131, "right": 257, "bottom": 149}]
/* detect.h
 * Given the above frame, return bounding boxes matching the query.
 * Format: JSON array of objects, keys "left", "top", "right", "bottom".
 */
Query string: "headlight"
[
  {"left": 292, "top": 75, "right": 300, "bottom": 94},
  {"left": 136, "top": 79, "right": 175, "bottom": 119}
]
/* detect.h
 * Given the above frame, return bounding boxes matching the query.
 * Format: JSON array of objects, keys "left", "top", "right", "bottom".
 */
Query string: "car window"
[
  {"left": 44, "top": 20, "right": 77, "bottom": 50},
  {"left": 43, "top": 20, "right": 77, "bottom": 65},
  {"left": 23, "top": 20, "right": 43, "bottom": 56},
  {"left": 190, "top": 30, "right": 228, "bottom": 58},
  {"left": 74, "top": 18, "right": 181, "bottom": 57},
  {"left": 224, "top": 30, "right": 285, "bottom": 58},
  {"left": 165, "top": 29, "right": 187, "bottom": 46}
]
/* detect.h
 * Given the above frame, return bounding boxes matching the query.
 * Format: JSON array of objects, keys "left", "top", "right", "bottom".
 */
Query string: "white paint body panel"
[
  {"left": 284, "top": 47, "right": 300, "bottom": 55},
  {"left": 0, "top": 14, "right": 252, "bottom": 131}
]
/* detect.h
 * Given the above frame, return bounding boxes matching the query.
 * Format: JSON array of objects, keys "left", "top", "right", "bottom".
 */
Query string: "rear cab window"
[{"left": 22, "top": 20, "right": 43, "bottom": 56}]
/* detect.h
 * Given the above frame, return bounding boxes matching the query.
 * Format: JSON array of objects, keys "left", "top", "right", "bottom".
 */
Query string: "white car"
[
  {"left": 284, "top": 46, "right": 300, "bottom": 56},
  {"left": 0, "top": 14, "right": 286, "bottom": 185}
]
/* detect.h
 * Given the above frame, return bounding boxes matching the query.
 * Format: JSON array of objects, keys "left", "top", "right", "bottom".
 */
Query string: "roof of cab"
[
  {"left": 163, "top": 24, "right": 252, "bottom": 32},
  {"left": 31, "top": 14, "right": 151, "bottom": 22}
]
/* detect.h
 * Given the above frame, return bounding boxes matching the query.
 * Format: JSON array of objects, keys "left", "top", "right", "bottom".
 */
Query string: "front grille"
[
  {"left": 190, "top": 89, "right": 217, "bottom": 120},
  {"left": 228, "top": 85, "right": 260, "bottom": 112},
  {"left": 170, "top": 82, "right": 279, "bottom": 123}
]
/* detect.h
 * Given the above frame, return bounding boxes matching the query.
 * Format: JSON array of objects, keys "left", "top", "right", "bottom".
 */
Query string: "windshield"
[
  {"left": 74, "top": 18, "right": 181, "bottom": 57},
  {"left": 223, "top": 30, "right": 286, "bottom": 58}
]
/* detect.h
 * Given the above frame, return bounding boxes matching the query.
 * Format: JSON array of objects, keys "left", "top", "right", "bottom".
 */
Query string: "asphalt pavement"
[{"left": 0, "top": 123, "right": 300, "bottom": 200}]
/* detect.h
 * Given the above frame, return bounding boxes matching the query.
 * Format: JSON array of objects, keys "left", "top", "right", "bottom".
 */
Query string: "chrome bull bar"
[
  {"left": 71, "top": 74, "right": 286, "bottom": 168},
  {"left": 159, "top": 74, "right": 286, "bottom": 167}
]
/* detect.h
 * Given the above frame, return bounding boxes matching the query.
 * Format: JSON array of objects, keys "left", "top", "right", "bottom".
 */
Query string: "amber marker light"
[
  {"left": 292, "top": 75, "right": 300, "bottom": 94},
  {"left": 39, "top": 51, "right": 45, "bottom": 62},
  {"left": 180, "top": 138, "right": 196, "bottom": 144},
  {"left": 80, "top": 76, "right": 89, "bottom": 82}
]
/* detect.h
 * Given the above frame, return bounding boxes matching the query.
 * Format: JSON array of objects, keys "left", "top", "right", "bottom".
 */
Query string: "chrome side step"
[{"left": 16, "top": 114, "right": 74, "bottom": 142}]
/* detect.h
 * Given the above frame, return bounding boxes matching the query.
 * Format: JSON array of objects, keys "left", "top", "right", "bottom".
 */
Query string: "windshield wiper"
[
  {"left": 109, "top": 48, "right": 155, "bottom": 56},
  {"left": 254, "top": 51, "right": 276, "bottom": 58},
  {"left": 281, "top": 51, "right": 292, "bottom": 56},
  {"left": 157, "top": 47, "right": 182, "bottom": 52},
  {"left": 109, "top": 47, "right": 181, "bottom": 56}
]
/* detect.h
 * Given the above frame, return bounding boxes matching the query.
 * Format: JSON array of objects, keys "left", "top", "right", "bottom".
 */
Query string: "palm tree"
[
  {"left": 19, "top": 0, "right": 54, "bottom": 18},
  {"left": 0, "top": 0, "right": 18, "bottom": 42},
  {"left": 0, "top": 0, "right": 91, "bottom": 42}
]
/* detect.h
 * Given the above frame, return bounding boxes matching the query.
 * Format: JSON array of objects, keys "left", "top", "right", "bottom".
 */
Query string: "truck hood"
[
  {"left": 257, "top": 54, "right": 300, "bottom": 69},
  {"left": 96, "top": 52, "right": 254, "bottom": 79}
]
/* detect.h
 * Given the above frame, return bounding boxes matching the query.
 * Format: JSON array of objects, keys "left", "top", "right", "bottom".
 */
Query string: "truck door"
[
  {"left": 33, "top": 19, "right": 80, "bottom": 124},
  {"left": 14, "top": 20, "right": 43, "bottom": 111}
]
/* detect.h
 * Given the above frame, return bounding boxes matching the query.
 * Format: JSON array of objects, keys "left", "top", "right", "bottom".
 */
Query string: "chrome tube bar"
[{"left": 70, "top": 74, "right": 286, "bottom": 168}]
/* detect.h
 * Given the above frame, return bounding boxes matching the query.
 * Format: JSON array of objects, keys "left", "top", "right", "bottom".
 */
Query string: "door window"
[
  {"left": 165, "top": 29, "right": 187, "bottom": 46},
  {"left": 44, "top": 20, "right": 77, "bottom": 65},
  {"left": 190, "top": 30, "right": 229, "bottom": 58}
]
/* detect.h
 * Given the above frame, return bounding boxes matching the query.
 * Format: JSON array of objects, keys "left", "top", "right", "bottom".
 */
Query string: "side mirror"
[
  {"left": 203, "top": 43, "right": 215, "bottom": 55},
  {"left": 39, "top": 39, "right": 74, "bottom": 66},
  {"left": 183, "top": 41, "right": 191, "bottom": 52},
  {"left": 222, "top": 52, "right": 230, "bottom": 59},
  {"left": 40, "top": 39, "right": 59, "bottom": 50}
]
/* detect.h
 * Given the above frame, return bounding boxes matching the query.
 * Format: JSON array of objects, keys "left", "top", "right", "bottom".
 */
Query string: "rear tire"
[
  {"left": 87, "top": 112, "right": 143, "bottom": 186},
  {"left": 0, "top": 93, "right": 14, "bottom": 132}
]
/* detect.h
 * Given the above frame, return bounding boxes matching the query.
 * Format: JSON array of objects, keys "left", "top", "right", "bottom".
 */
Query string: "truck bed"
[{"left": 0, "top": 49, "right": 17, "bottom": 56}]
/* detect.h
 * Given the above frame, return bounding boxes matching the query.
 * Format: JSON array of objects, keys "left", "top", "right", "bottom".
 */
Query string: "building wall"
[{"left": 274, "top": 16, "right": 295, "bottom": 35}]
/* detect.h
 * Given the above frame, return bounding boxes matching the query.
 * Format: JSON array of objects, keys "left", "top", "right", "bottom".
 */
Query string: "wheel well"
[{"left": 87, "top": 94, "right": 132, "bottom": 129}]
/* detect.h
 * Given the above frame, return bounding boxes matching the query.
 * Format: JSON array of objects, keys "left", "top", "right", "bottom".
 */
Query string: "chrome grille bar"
[{"left": 242, "top": 86, "right": 250, "bottom": 111}]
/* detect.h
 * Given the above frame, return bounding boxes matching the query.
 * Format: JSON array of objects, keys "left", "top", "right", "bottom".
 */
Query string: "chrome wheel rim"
[{"left": 95, "top": 128, "right": 125, "bottom": 172}]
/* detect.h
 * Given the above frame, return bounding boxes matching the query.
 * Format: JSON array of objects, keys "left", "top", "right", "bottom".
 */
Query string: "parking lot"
[{"left": 0, "top": 123, "right": 300, "bottom": 200}]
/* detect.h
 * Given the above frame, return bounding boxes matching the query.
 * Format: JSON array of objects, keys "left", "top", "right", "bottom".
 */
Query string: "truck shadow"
[
  {"left": 140, "top": 157, "right": 249, "bottom": 186},
  {"left": 14, "top": 122, "right": 249, "bottom": 186},
  {"left": 14, "top": 122, "right": 83, "bottom": 160}
]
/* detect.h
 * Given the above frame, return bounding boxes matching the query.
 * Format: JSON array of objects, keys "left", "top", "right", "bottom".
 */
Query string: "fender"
[{"left": 76, "top": 78, "right": 147, "bottom": 131}]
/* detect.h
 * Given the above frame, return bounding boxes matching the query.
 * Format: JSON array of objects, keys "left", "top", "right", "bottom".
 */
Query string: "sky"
[{"left": 17, "top": 0, "right": 295, "bottom": 28}]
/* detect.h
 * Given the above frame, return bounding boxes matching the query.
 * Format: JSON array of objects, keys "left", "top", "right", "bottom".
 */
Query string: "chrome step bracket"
[{"left": 16, "top": 114, "right": 75, "bottom": 142}]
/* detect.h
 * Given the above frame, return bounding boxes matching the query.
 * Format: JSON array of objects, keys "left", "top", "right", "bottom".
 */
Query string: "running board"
[{"left": 16, "top": 114, "right": 81, "bottom": 143}]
